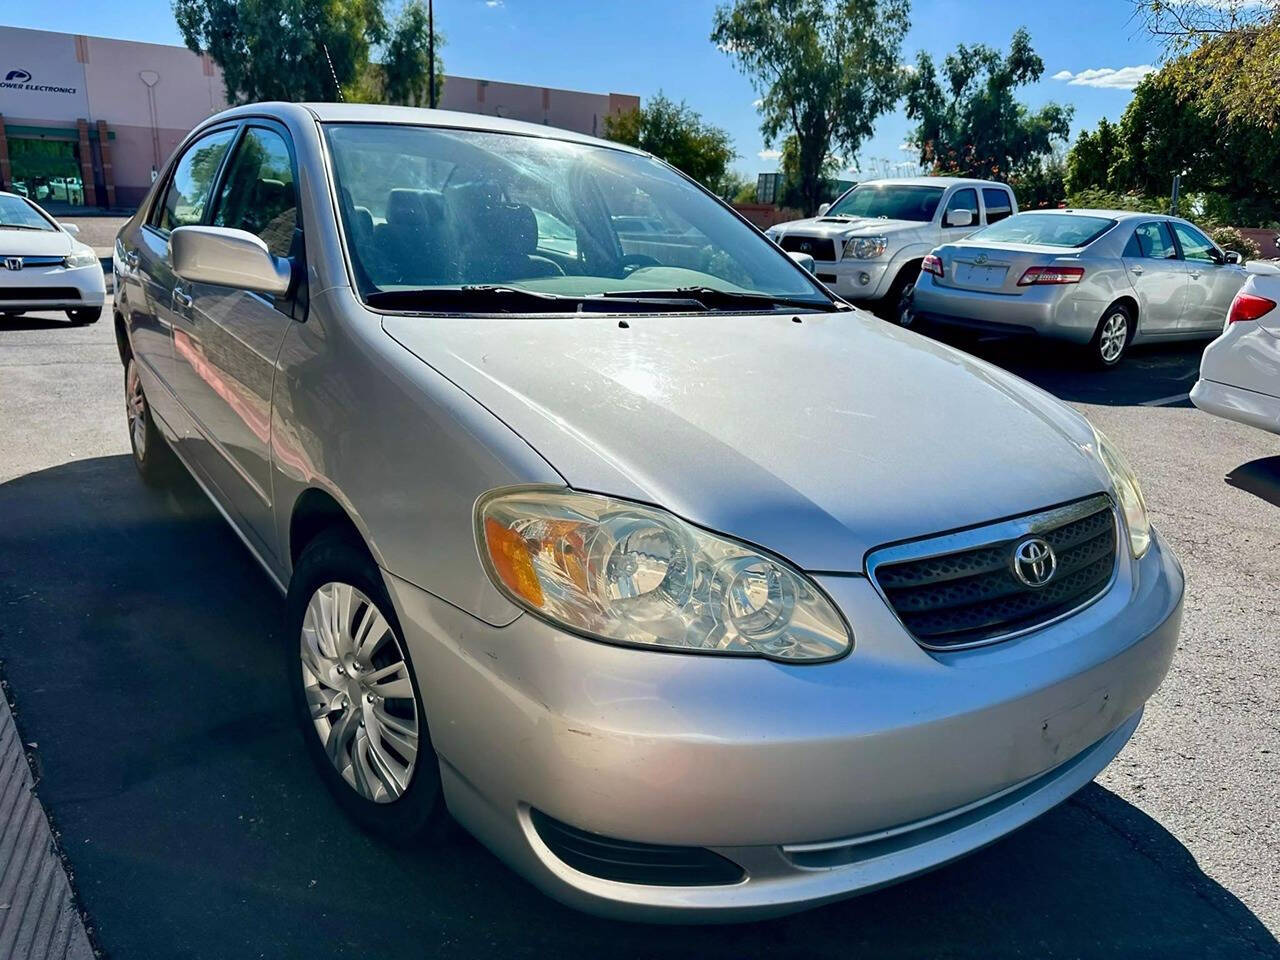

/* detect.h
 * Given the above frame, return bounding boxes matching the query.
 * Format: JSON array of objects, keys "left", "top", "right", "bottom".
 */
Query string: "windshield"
[
  {"left": 971, "top": 213, "right": 1116, "bottom": 248},
  {"left": 324, "top": 123, "right": 831, "bottom": 312},
  {"left": 826, "top": 184, "right": 944, "bottom": 222},
  {"left": 0, "top": 195, "right": 54, "bottom": 231}
]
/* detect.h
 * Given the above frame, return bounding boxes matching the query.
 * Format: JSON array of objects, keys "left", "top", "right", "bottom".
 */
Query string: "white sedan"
[
  {"left": 0, "top": 190, "right": 105, "bottom": 324},
  {"left": 1191, "top": 262, "right": 1280, "bottom": 435}
]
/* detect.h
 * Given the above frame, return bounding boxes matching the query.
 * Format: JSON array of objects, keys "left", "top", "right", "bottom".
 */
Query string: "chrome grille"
[{"left": 868, "top": 495, "right": 1119, "bottom": 650}]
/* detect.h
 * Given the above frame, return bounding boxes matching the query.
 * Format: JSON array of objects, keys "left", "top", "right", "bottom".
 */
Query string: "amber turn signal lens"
[{"left": 483, "top": 517, "right": 543, "bottom": 606}]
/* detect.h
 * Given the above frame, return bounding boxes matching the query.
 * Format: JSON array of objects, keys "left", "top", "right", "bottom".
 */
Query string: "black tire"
[
  {"left": 881, "top": 262, "right": 922, "bottom": 327},
  {"left": 286, "top": 529, "right": 450, "bottom": 842},
  {"left": 67, "top": 306, "right": 102, "bottom": 325},
  {"left": 1088, "top": 303, "right": 1134, "bottom": 369},
  {"left": 124, "top": 354, "right": 180, "bottom": 485}
]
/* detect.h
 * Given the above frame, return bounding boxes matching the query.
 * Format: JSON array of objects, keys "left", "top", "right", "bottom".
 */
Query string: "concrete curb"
[{"left": 0, "top": 692, "right": 95, "bottom": 960}]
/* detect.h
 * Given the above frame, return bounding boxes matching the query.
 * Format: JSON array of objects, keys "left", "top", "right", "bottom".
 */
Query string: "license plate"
[{"left": 955, "top": 262, "right": 1008, "bottom": 287}]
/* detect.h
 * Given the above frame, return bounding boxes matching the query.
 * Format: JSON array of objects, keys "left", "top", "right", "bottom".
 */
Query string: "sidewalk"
[{"left": 0, "top": 691, "right": 95, "bottom": 960}]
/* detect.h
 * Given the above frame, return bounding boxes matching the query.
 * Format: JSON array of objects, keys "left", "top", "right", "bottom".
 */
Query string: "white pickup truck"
[{"left": 765, "top": 177, "right": 1018, "bottom": 323}]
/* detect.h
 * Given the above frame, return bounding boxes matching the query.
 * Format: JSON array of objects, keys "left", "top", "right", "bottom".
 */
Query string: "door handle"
[
  {"left": 123, "top": 249, "right": 140, "bottom": 268},
  {"left": 1188, "top": 271, "right": 1200, "bottom": 280},
  {"left": 1130, "top": 265, "right": 1143, "bottom": 275},
  {"left": 173, "top": 287, "right": 193, "bottom": 309}
]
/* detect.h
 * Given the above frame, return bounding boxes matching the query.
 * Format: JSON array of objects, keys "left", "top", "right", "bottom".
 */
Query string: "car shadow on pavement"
[
  {"left": 0, "top": 314, "right": 79, "bottom": 331},
  {"left": 1226, "top": 456, "right": 1280, "bottom": 509},
  {"left": 1, "top": 455, "right": 1276, "bottom": 960},
  {"left": 913, "top": 324, "right": 1207, "bottom": 407}
]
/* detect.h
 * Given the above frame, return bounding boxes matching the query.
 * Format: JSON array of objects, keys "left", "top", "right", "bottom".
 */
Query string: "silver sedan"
[
  {"left": 911, "top": 210, "right": 1247, "bottom": 366},
  {"left": 113, "top": 103, "right": 1183, "bottom": 921}
]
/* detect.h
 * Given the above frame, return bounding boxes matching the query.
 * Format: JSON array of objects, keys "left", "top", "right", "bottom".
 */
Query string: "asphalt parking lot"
[{"left": 1, "top": 296, "right": 1278, "bottom": 959}]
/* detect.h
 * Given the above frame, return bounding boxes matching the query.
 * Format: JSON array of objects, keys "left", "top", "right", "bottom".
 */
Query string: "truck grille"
[
  {"left": 867, "top": 495, "right": 1118, "bottom": 650},
  {"left": 779, "top": 235, "right": 836, "bottom": 262}
]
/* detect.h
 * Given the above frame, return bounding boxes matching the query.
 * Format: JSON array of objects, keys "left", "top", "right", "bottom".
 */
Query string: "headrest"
[
  {"left": 447, "top": 182, "right": 536, "bottom": 255},
  {"left": 387, "top": 188, "right": 429, "bottom": 227},
  {"left": 253, "top": 178, "right": 293, "bottom": 207}
]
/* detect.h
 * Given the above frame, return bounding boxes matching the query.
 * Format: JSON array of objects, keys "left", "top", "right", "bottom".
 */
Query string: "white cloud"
[
  {"left": 752, "top": 98, "right": 763, "bottom": 109},
  {"left": 898, "top": 142, "right": 914, "bottom": 152},
  {"left": 758, "top": 148, "right": 781, "bottom": 161},
  {"left": 485, "top": 0, "right": 503, "bottom": 7},
  {"left": 1052, "top": 65, "right": 1155, "bottom": 90}
]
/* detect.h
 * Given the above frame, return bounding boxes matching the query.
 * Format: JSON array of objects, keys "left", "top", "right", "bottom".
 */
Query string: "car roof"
[
  {"left": 856, "top": 177, "right": 1010, "bottom": 189},
  {"left": 207, "top": 101, "right": 648, "bottom": 156}
]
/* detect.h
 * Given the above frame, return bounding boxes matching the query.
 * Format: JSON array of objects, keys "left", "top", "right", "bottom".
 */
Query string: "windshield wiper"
[
  {"left": 365, "top": 285, "right": 710, "bottom": 314},
  {"left": 600, "top": 286, "right": 846, "bottom": 313},
  {"left": 0, "top": 224, "right": 44, "bottom": 232}
]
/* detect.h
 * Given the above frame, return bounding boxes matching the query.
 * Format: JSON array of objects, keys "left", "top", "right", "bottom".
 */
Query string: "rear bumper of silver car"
[
  {"left": 383, "top": 528, "right": 1182, "bottom": 921},
  {"left": 912, "top": 274, "right": 1103, "bottom": 343}
]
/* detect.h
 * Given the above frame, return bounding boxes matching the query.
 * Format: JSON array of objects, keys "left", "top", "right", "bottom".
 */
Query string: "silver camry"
[
  {"left": 911, "top": 209, "right": 1247, "bottom": 367},
  {"left": 113, "top": 103, "right": 1184, "bottom": 921}
]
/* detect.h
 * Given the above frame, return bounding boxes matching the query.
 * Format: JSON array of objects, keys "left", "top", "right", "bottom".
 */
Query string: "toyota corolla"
[{"left": 113, "top": 103, "right": 1184, "bottom": 921}]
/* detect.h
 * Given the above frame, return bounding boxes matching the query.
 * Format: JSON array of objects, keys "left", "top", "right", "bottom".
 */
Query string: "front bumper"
[
  {"left": 384, "top": 529, "right": 1183, "bottom": 921},
  {"left": 912, "top": 273, "right": 1103, "bottom": 343},
  {"left": 809, "top": 257, "right": 895, "bottom": 301},
  {"left": 0, "top": 261, "right": 106, "bottom": 311},
  {"left": 1191, "top": 379, "right": 1280, "bottom": 436}
]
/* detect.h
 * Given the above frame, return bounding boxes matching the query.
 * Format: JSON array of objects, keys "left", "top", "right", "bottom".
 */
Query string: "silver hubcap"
[
  {"left": 301, "top": 582, "right": 419, "bottom": 804},
  {"left": 898, "top": 281, "right": 916, "bottom": 326},
  {"left": 126, "top": 361, "right": 147, "bottom": 460},
  {"left": 1099, "top": 312, "right": 1128, "bottom": 363}
]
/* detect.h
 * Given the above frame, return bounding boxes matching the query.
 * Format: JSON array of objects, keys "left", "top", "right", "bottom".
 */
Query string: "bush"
[
  {"left": 1206, "top": 225, "right": 1261, "bottom": 262},
  {"left": 1063, "top": 187, "right": 1168, "bottom": 214}
]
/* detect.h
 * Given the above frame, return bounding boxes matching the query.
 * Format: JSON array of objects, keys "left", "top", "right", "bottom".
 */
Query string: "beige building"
[{"left": 0, "top": 26, "right": 638, "bottom": 210}]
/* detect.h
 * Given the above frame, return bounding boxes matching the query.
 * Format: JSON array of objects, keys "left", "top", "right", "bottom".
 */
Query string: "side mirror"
[
  {"left": 1224, "top": 250, "right": 1242, "bottom": 265},
  {"left": 60, "top": 222, "right": 80, "bottom": 237},
  {"left": 170, "top": 226, "right": 292, "bottom": 297},
  {"left": 817, "top": 202, "right": 831, "bottom": 217},
  {"left": 946, "top": 208, "right": 974, "bottom": 228},
  {"left": 787, "top": 250, "right": 817, "bottom": 274}
]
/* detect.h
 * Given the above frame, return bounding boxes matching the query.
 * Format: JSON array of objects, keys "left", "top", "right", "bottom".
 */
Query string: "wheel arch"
[
  {"left": 288, "top": 486, "right": 375, "bottom": 571},
  {"left": 113, "top": 310, "right": 130, "bottom": 364}
]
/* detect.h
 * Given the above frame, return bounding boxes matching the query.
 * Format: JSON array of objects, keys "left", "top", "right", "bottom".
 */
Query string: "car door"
[
  {"left": 1170, "top": 220, "right": 1247, "bottom": 332},
  {"left": 1121, "top": 220, "right": 1188, "bottom": 336},
  {"left": 168, "top": 121, "right": 302, "bottom": 560},
  {"left": 941, "top": 187, "right": 980, "bottom": 236},
  {"left": 126, "top": 125, "right": 238, "bottom": 418}
]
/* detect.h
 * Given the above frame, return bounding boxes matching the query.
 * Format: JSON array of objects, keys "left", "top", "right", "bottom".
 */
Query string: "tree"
[
  {"left": 904, "top": 28, "right": 1072, "bottom": 183},
  {"left": 382, "top": 0, "right": 445, "bottom": 106},
  {"left": 711, "top": 0, "right": 909, "bottom": 216},
  {"left": 776, "top": 133, "right": 843, "bottom": 210},
  {"left": 173, "top": 0, "right": 388, "bottom": 103},
  {"left": 1131, "top": 0, "right": 1280, "bottom": 128},
  {"left": 1009, "top": 148, "right": 1067, "bottom": 210},
  {"left": 1064, "top": 117, "right": 1121, "bottom": 196},
  {"left": 604, "top": 93, "right": 737, "bottom": 191}
]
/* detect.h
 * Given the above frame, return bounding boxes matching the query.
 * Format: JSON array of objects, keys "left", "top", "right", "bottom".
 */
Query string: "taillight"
[
  {"left": 922, "top": 254, "right": 943, "bottom": 277},
  {"left": 1227, "top": 292, "right": 1277, "bottom": 324},
  {"left": 1017, "top": 266, "right": 1085, "bottom": 286}
]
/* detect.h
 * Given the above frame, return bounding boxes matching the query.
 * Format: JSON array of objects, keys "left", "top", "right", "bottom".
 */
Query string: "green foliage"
[
  {"left": 903, "top": 28, "right": 1072, "bottom": 182},
  {"left": 382, "top": 0, "right": 445, "bottom": 106},
  {"left": 604, "top": 93, "right": 737, "bottom": 191},
  {"left": 732, "top": 178, "right": 758, "bottom": 205},
  {"left": 712, "top": 0, "right": 909, "bottom": 215},
  {"left": 1207, "top": 225, "right": 1262, "bottom": 261},
  {"left": 1008, "top": 150, "right": 1066, "bottom": 210},
  {"left": 173, "top": 0, "right": 388, "bottom": 103},
  {"left": 1062, "top": 186, "right": 1169, "bottom": 214},
  {"left": 1064, "top": 65, "right": 1280, "bottom": 226}
]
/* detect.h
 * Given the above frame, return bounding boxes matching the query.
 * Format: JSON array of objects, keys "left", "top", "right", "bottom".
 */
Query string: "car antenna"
[{"left": 322, "top": 43, "right": 344, "bottom": 102}]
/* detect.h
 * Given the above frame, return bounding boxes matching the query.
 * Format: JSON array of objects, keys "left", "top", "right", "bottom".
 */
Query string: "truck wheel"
[{"left": 883, "top": 263, "right": 922, "bottom": 327}]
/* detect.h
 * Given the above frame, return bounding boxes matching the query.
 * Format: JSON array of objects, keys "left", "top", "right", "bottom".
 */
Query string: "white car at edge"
[
  {"left": 0, "top": 190, "right": 105, "bottom": 325},
  {"left": 1191, "top": 261, "right": 1280, "bottom": 435},
  {"left": 765, "top": 177, "right": 1017, "bottom": 323}
]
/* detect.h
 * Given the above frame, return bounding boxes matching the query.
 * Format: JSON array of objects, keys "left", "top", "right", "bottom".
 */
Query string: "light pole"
[{"left": 428, "top": 0, "right": 436, "bottom": 108}]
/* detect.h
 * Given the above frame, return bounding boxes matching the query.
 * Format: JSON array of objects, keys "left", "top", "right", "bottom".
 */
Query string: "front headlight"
[
  {"left": 844, "top": 236, "right": 888, "bottom": 260},
  {"left": 477, "top": 488, "right": 851, "bottom": 662},
  {"left": 1092, "top": 427, "right": 1151, "bottom": 558},
  {"left": 64, "top": 248, "right": 98, "bottom": 269}
]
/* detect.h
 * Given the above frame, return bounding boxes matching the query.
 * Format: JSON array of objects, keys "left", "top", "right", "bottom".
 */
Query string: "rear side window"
[
  {"left": 982, "top": 188, "right": 1012, "bottom": 224},
  {"left": 944, "top": 188, "right": 978, "bottom": 227},
  {"left": 1124, "top": 222, "right": 1177, "bottom": 259},
  {"left": 152, "top": 128, "right": 236, "bottom": 233},
  {"left": 213, "top": 127, "right": 299, "bottom": 258}
]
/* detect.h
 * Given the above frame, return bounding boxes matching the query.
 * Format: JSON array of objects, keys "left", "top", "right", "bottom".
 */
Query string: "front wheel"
[
  {"left": 1089, "top": 304, "right": 1134, "bottom": 368},
  {"left": 287, "top": 530, "right": 450, "bottom": 842},
  {"left": 882, "top": 263, "right": 922, "bottom": 327},
  {"left": 125, "top": 356, "right": 178, "bottom": 484},
  {"left": 67, "top": 307, "right": 102, "bottom": 325}
]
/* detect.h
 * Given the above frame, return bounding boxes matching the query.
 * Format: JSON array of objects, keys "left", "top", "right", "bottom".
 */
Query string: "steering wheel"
[{"left": 619, "top": 253, "right": 661, "bottom": 275}]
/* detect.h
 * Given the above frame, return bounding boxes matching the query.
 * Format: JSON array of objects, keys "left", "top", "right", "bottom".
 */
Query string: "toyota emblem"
[{"left": 1011, "top": 536, "right": 1057, "bottom": 588}]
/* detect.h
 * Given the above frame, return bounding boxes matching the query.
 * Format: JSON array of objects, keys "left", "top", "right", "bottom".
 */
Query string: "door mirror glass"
[
  {"left": 787, "top": 250, "right": 817, "bottom": 274},
  {"left": 1224, "top": 250, "right": 1242, "bottom": 265},
  {"left": 817, "top": 202, "right": 831, "bottom": 216},
  {"left": 170, "top": 225, "right": 292, "bottom": 296},
  {"left": 946, "top": 208, "right": 974, "bottom": 228},
  {"left": 60, "top": 222, "right": 80, "bottom": 237}
]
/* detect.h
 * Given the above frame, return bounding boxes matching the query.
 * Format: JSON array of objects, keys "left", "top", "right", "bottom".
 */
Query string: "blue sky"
[{"left": 6, "top": 0, "right": 1165, "bottom": 179}]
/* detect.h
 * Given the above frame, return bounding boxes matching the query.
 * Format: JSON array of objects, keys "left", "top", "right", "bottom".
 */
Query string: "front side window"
[
  {"left": 970, "top": 212, "right": 1117, "bottom": 248},
  {"left": 0, "top": 195, "right": 55, "bottom": 231},
  {"left": 154, "top": 127, "right": 236, "bottom": 233},
  {"left": 324, "top": 123, "right": 831, "bottom": 312},
  {"left": 1124, "top": 222, "right": 1178, "bottom": 260},
  {"left": 213, "top": 127, "right": 298, "bottom": 258},
  {"left": 982, "top": 188, "right": 1012, "bottom": 224},
  {"left": 826, "top": 184, "right": 944, "bottom": 222},
  {"left": 943, "top": 188, "right": 978, "bottom": 227},
  {"left": 1171, "top": 222, "right": 1218, "bottom": 263}
]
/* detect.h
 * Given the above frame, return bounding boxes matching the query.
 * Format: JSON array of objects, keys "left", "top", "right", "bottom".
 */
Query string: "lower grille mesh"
[{"left": 871, "top": 499, "right": 1118, "bottom": 648}]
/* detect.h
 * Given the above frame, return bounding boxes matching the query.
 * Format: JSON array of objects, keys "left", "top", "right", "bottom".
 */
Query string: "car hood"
[
  {"left": 383, "top": 311, "right": 1111, "bottom": 572},
  {"left": 773, "top": 216, "right": 923, "bottom": 239},
  {"left": 0, "top": 228, "right": 73, "bottom": 256}
]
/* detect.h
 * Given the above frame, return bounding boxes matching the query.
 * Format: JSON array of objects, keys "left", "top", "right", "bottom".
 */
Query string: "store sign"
[{"left": 1, "top": 68, "right": 78, "bottom": 95}]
